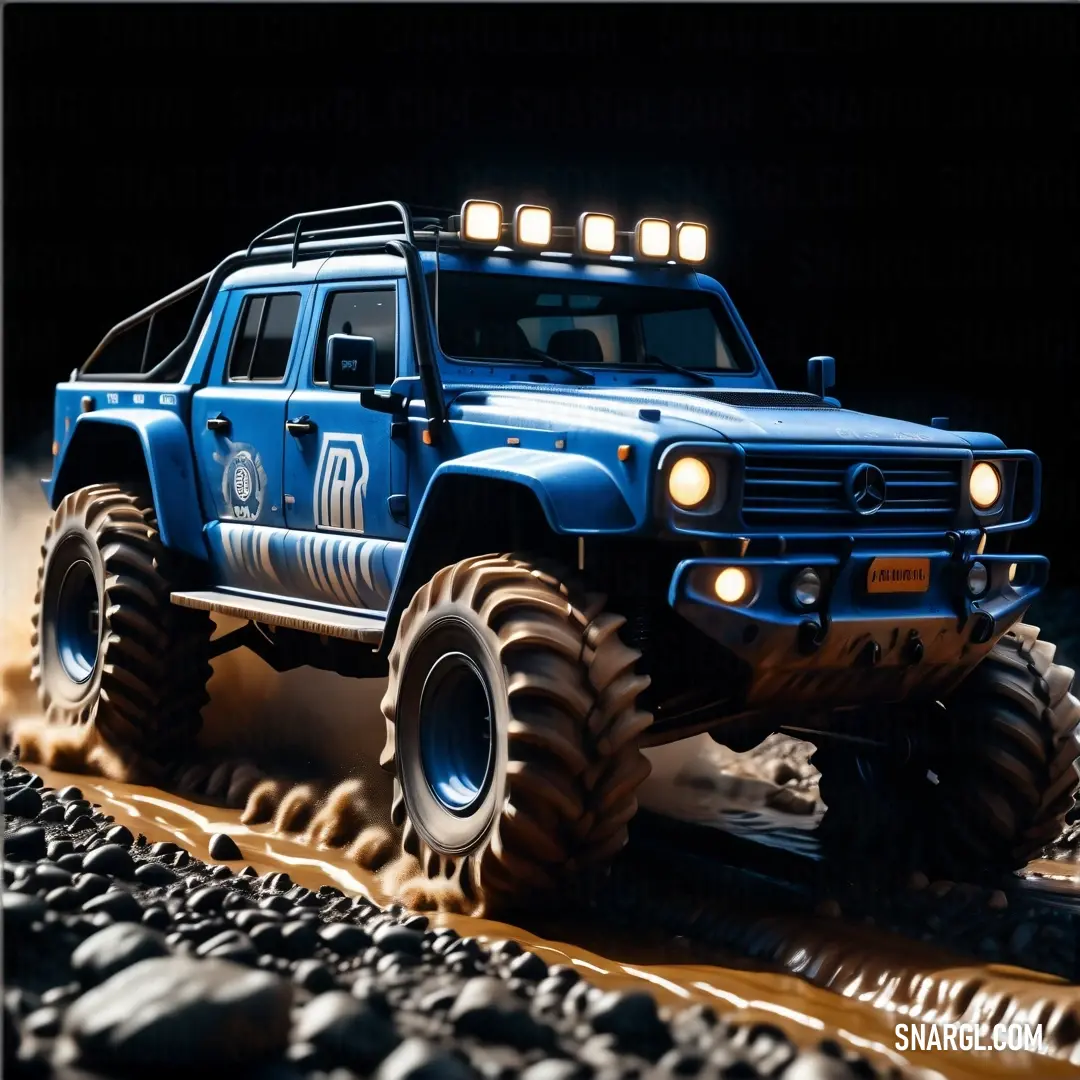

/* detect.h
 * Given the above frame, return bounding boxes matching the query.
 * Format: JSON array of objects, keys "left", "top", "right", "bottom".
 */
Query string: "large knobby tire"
[
  {"left": 379, "top": 553, "right": 654, "bottom": 914},
  {"left": 813, "top": 622, "right": 1080, "bottom": 881},
  {"left": 30, "top": 483, "right": 213, "bottom": 759}
]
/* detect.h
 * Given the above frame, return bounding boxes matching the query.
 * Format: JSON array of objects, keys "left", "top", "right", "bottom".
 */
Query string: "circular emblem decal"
[
  {"left": 845, "top": 462, "right": 887, "bottom": 515},
  {"left": 224, "top": 450, "right": 264, "bottom": 520}
]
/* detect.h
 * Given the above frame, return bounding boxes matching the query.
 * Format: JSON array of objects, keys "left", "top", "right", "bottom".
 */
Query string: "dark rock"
[
  {"left": 72, "top": 873, "right": 111, "bottom": 901},
  {"left": 374, "top": 1037, "right": 478, "bottom": 1080},
  {"left": 45, "top": 886, "right": 83, "bottom": 912},
  {"left": 319, "top": 922, "right": 371, "bottom": 955},
  {"left": 57, "top": 785, "right": 85, "bottom": 802},
  {"left": 31, "top": 862, "right": 73, "bottom": 892},
  {"left": 264, "top": 872, "right": 293, "bottom": 891},
  {"left": 82, "top": 844, "right": 135, "bottom": 878},
  {"left": 72, "top": 921, "right": 170, "bottom": 987},
  {"left": 83, "top": 890, "right": 144, "bottom": 923},
  {"left": 250, "top": 922, "right": 284, "bottom": 955},
  {"left": 69, "top": 814, "right": 96, "bottom": 832},
  {"left": 187, "top": 885, "right": 229, "bottom": 913},
  {"left": 780, "top": 1053, "right": 861, "bottom": 1079},
  {"left": 141, "top": 906, "right": 170, "bottom": 930},
  {"left": 134, "top": 861, "right": 178, "bottom": 886},
  {"left": 4, "top": 824, "right": 46, "bottom": 861},
  {"left": 63, "top": 800, "right": 92, "bottom": 821},
  {"left": 36, "top": 802, "right": 66, "bottom": 823},
  {"left": 46, "top": 833, "right": 75, "bottom": 859},
  {"left": 102, "top": 824, "right": 135, "bottom": 848},
  {"left": 508, "top": 951, "right": 548, "bottom": 981},
  {"left": 589, "top": 990, "right": 669, "bottom": 1045},
  {"left": 2, "top": 891, "right": 46, "bottom": 928},
  {"left": 209, "top": 863, "right": 233, "bottom": 880},
  {"left": 449, "top": 977, "right": 557, "bottom": 1052},
  {"left": 490, "top": 938, "right": 522, "bottom": 959},
  {"left": 58, "top": 955, "right": 293, "bottom": 1067},
  {"left": 280, "top": 920, "right": 318, "bottom": 957},
  {"left": 57, "top": 853, "right": 84, "bottom": 872},
  {"left": 260, "top": 893, "right": 292, "bottom": 912},
  {"left": 372, "top": 924, "right": 424, "bottom": 957},
  {"left": 318, "top": 884, "right": 344, "bottom": 899},
  {"left": 234, "top": 908, "right": 283, "bottom": 932},
  {"left": 149, "top": 841, "right": 180, "bottom": 857},
  {"left": 293, "top": 990, "right": 400, "bottom": 1071},
  {"left": 171, "top": 850, "right": 190, "bottom": 867},
  {"left": 293, "top": 958, "right": 336, "bottom": 994},
  {"left": 24, "top": 1006, "right": 62, "bottom": 1038},
  {"left": 5, "top": 784, "right": 43, "bottom": 818}
]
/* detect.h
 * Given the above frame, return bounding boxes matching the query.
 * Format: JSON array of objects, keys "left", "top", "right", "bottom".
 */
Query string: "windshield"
[{"left": 430, "top": 271, "right": 753, "bottom": 372}]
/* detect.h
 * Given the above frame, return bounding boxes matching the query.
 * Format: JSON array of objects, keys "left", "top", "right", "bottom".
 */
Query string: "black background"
[{"left": 4, "top": 5, "right": 1077, "bottom": 579}]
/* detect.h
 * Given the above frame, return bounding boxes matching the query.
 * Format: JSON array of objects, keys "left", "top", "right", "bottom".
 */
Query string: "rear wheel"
[
  {"left": 814, "top": 622, "right": 1080, "bottom": 880},
  {"left": 31, "top": 484, "right": 213, "bottom": 759},
  {"left": 380, "top": 553, "right": 654, "bottom": 914}
]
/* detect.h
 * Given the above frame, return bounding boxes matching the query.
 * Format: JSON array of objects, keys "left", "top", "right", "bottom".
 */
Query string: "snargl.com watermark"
[{"left": 895, "top": 1023, "right": 1048, "bottom": 1053}]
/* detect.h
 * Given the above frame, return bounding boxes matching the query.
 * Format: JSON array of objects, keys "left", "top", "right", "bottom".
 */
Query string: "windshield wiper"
[
  {"left": 528, "top": 347, "right": 596, "bottom": 384},
  {"left": 642, "top": 353, "right": 714, "bottom": 385}
]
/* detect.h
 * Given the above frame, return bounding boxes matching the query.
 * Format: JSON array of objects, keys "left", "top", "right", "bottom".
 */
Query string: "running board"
[{"left": 170, "top": 590, "right": 384, "bottom": 644}]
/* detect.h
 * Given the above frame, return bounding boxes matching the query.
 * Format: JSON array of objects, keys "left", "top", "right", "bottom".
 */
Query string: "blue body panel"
[{"left": 47, "top": 397, "right": 208, "bottom": 561}]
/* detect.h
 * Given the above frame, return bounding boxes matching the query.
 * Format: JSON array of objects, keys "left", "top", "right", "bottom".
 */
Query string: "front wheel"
[
  {"left": 813, "top": 622, "right": 1080, "bottom": 881},
  {"left": 30, "top": 483, "right": 213, "bottom": 759},
  {"left": 379, "top": 553, "right": 654, "bottom": 914}
]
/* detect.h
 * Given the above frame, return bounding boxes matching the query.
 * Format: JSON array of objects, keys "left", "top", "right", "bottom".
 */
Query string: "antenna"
[{"left": 428, "top": 222, "right": 444, "bottom": 358}]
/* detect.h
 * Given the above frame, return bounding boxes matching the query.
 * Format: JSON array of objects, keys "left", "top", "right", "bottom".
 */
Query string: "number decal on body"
[{"left": 314, "top": 433, "right": 370, "bottom": 532}]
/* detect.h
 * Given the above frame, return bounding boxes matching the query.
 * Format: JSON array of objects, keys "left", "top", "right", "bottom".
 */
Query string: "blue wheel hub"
[
  {"left": 418, "top": 651, "right": 494, "bottom": 814},
  {"left": 56, "top": 558, "right": 100, "bottom": 684}
]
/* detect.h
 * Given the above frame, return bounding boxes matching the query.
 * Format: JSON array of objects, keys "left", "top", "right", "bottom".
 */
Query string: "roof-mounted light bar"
[
  {"left": 451, "top": 198, "right": 708, "bottom": 263},
  {"left": 514, "top": 205, "right": 552, "bottom": 248},
  {"left": 634, "top": 218, "right": 671, "bottom": 261},
  {"left": 576, "top": 212, "right": 616, "bottom": 256},
  {"left": 460, "top": 199, "right": 502, "bottom": 244}
]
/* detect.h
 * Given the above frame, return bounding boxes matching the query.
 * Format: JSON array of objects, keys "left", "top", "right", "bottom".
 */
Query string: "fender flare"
[
  {"left": 49, "top": 410, "right": 208, "bottom": 561},
  {"left": 383, "top": 446, "right": 638, "bottom": 642}
]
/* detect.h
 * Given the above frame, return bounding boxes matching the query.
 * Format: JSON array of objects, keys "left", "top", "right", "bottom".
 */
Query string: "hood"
[{"left": 446, "top": 383, "right": 985, "bottom": 450}]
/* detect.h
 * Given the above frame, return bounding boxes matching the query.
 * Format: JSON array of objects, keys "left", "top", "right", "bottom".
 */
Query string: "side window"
[
  {"left": 641, "top": 308, "right": 736, "bottom": 370},
  {"left": 314, "top": 288, "right": 397, "bottom": 385},
  {"left": 227, "top": 292, "right": 302, "bottom": 381}
]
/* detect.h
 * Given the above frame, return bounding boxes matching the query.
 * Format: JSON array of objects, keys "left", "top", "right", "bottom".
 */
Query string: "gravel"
[{"left": 2, "top": 757, "right": 914, "bottom": 1078}]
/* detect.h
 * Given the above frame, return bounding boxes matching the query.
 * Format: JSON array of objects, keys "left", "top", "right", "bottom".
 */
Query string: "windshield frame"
[{"left": 423, "top": 256, "right": 767, "bottom": 384}]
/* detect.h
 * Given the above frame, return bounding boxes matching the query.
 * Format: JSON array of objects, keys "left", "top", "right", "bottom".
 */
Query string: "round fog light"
[
  {"left": 715, "top": 567, "right": 751, "bottom": 604},
  {"left": 967, "top": 561, "right": 989, "bottom": 597},
  {"left": 792, "top": 568, "right": 821, "bottom": 607}
]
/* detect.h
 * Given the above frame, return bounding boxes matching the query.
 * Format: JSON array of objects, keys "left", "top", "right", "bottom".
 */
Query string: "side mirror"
[
  {"left": 328, "top": 334, "right": 378, "bottom": 390},
  {"left": 807, "top": 355, "right": 836, "bottom": 399}
]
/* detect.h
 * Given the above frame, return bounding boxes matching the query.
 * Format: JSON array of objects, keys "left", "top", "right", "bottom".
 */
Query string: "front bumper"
[{"left": 669, "top": 545, "right": 1048, "bottom": 710}]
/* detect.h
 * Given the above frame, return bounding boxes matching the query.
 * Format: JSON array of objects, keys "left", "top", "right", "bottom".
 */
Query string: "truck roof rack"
[{"left": 77, "top": 200, "right": 457, "bottom": 383}]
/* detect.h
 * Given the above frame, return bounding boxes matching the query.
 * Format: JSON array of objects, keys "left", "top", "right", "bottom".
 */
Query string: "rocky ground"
[{"left": 2, "top": 757, "right": 910, "bottom": 1080}]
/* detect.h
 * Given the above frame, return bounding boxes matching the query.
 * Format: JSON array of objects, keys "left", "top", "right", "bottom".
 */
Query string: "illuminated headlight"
[
  {"left": 969, "top": 462, "right": 1002, "bottom": 511},
  {"left": 634, "top": 218, "right": 671, "bottom": 260},
  {"left": 668, "top": 456, "right": 712, "bottom": 509},
  {"left": 676, "top": 222, "right": 708, "bottom": 263},
  {"left": 461, "top": 200, "right": 503, "bottom": 243},
  {"left": 967, "top": 561, "right": 989, "bottom": 596},
  {"left": 514, "top": 205, "right": 552, "bottom": 248},
  {"left": 577, "top": 213, "right": 616, "bottom": 255},
  {"left": 792, "top": 568, "right": 822, "bottom": 607},
  {"left": 715, "top": 567, "right": 752, "bottom": 604}
]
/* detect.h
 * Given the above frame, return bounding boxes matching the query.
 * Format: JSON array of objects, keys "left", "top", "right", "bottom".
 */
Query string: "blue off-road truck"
[{"left": 34, "top": 199, "right": 1079, "bottom": 909}]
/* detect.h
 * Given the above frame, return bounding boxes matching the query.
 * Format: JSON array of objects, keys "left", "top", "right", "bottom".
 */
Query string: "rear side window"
[
  {"left": 314, "top": 288, "right": 397, "bottom": 385},
  {"left": 227, "top": 292, "right": 302, "bottom": 381}
]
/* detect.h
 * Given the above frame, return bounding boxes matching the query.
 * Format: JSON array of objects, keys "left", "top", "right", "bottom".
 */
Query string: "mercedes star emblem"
[{"left": 845, "top": 462, "right": 887, "bottom": 515}]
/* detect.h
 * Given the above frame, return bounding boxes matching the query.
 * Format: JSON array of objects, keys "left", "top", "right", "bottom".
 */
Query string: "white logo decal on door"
[{"left": 314, "top": 433, "right": 370, "bottom": 532}]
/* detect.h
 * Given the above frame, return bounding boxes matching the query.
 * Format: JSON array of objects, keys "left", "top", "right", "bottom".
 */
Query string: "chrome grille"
[{"left": 741, "top": 452, "right": 963, "bottom": 527}]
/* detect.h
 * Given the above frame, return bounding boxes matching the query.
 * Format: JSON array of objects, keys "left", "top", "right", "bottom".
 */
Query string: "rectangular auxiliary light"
[
  {"left": 635, "top": 218, "right": 671, "bottom": 260},
  {"left": 514, "top": 205, "right": 552, "bottom": 247},
  {"left": 461, "top": 200, "right": 503, "bottom": 243},
  {"left": 675, "top": 222, "right": 708, "bottom": 263},
  {"left": 576, "top": 213, "right": 616, "bottom": 255}
]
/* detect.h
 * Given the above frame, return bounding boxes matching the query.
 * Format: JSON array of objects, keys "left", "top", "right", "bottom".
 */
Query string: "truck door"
[
  {"left": 191, "top": 286, "right": 308, "bottom": 566},
  {"left": 281, "top": 279, "right": 408, "bottom": 612}
]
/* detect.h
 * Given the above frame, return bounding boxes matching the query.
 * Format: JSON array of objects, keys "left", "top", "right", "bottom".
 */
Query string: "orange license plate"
[{"left": 867, "top": 557, "right": 930, "bottom": 594}]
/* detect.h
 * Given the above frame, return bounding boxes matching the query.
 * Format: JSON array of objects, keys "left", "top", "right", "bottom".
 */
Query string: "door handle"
[
  {"left": 206, "top": 414, "right": 231, "bottom": 433},
  {"left": 286, "top": 415, "right": 316, "bottom": 437}
]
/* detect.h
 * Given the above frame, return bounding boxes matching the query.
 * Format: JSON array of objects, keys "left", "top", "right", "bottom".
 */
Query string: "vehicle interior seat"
[{"left": 545, "top": 328, "right": 604, "bottom": 365}]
